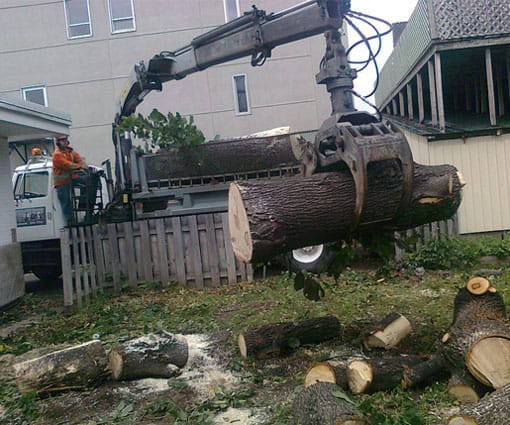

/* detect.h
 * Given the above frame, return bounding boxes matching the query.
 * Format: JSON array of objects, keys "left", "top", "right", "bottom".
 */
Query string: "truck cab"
[{"left": 12, "top": 153, "right": 109, "bottom": 280}]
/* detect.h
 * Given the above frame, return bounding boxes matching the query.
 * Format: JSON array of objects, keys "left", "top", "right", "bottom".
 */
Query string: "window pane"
[
  {"left": 111, "top": 0, "right": 133, "bottom": 18},
  {"left": 113, "top": 19, "right": 134, "bottom": 32},
  {"left": 234, "top": 75, "right": 249, "bottom": 114},
  {"left": 224, "top": 0, "right": 239, "bottom": 22},
  {"left": 15, "top": 172, "right": 49, "bottom": 198},
  {"left": 66, "top": 0, "right": 89, "bottom": 25},
  {"left": 69, "top": 24, "right": 91, "bottom": 38},
  {"left": 22, "top": 87, "right": 46, "bottom": 106}
]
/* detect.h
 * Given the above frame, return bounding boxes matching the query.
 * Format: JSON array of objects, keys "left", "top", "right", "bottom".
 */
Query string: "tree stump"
[
  {"left": 228, "top": 162, "right": 464, "bottom": 262},
  {"left": 292, "top": 382, "right": 367, "bottom": 425},
  {"left": 447, "top": 383, "right": 510, "bottom": 425},
  {"left": 304, "top": 360, "right": 350, "bottom": 389},
  {"left": 238, "top": 315, "right": 340, "bottom": 359},
  {"left": 13, "top": 340, "right": 108, "bottom": 393},
  {"left": 443, "top": 286, "right": 510, "bottom": 389},
  {"left": 363, "top": 312, "right": 412, "bottom": 350},
  {"left": 109, "top": 331, "right": 188, "bottom": 381},
  {"left": 345, "top": 355, "right": 424, "bottom": 394}
]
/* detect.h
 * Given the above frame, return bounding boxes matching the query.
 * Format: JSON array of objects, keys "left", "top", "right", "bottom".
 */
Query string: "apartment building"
[{"left": 1, "top": 0, "right": 335, "bottom": 166}]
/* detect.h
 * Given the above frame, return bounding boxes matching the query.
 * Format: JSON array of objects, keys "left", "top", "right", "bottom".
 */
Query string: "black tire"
[
  {"left": 288, "top": 244, "right": 334, "bottom": 273},
  {"left": 32, "top": 265, "right": 62, "bottom": 281}
]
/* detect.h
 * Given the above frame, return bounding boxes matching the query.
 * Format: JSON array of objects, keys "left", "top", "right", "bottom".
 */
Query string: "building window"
[
  {"left": 232, "top": 74, "right": 250, "bottom": 115},
  {"left": 21, "top": 86, "right": 48, "bottom": 106},
  {"left": 64, "top": 0, "right": 92, "bottom": 39},
  {"left": 224, "top": 0, "right": 240, "bottom": 22},
  {"left": 108, "top": 0, "right": 136, "bottom": 33}
]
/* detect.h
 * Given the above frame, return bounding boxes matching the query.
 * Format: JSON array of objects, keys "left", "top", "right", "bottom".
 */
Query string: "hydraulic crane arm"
[{"left": 115, "top": 0, "right": 348, "bottom": 124}]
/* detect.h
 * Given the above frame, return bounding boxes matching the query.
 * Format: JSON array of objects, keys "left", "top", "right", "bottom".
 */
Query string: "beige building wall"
[
  {"left": 401, "top": 128, "right": 510, "bottom": 235},
  {"left": 0, "top": 0, "right": 334, "bottom": 166}
]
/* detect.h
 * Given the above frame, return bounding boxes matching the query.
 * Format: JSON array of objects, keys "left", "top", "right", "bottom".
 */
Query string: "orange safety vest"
[{"left": 52, "top": 147, "right": 84, "bottom": 187}]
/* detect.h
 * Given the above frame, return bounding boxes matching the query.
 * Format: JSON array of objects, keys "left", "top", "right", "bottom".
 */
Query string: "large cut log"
[
  {"left": 109, "top": 331, "right": 188, "bottom": 381},
  {"left": 345, "top": 355, "right": 424, "bottom": 394},
  {"left": 13, "top": 340, "right": 108, "bottom": 393},
  {"left": 447, "top": 369, "right": 491, "bottom": 404},
  {"left": 144, "top": 130, "right": 302, "bottom": 180},
  {"left": 292, "top": 382, "right": 367, "bottom": 425},
  {"left": 363, "top": 312, "right": 412, "bottom": 350},
  {"left": 446, "top": 383, "right": 510, "bottom": 425},
  {"left": 229, "top": 161, "right": 463, "bottom": 262},
  {"left": 238, "top": 315, "right": 340, "bottom": 359},
  {"left": 442, "top": 285, "right": 510, "bottom": 389}
]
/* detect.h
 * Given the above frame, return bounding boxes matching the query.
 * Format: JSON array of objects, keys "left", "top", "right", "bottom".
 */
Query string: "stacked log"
[
  {"left": 363, "top": 312, "right": 412, "bottom": 350},
  {"left": 228, "top": 162, "right": 464, "bottom": 262},
  {"left": 238, "top": 315, "right": 340, "bottom": 359}
]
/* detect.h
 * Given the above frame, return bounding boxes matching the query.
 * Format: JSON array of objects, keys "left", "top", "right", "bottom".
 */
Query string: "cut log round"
[
  {"left": 447, "top": 370, "right": 491, "bottom": 404},
  {"left": 292, "top": 381, "right": 367, "bottom": 425},
  {"left": 229, "top": 162, "right": 463, "bottom": 262},
  {"left": 238, "top": 315, "right": 340, "bottom": 359},
  {"left": 363, "top": 312, "right": 412, "bottom": 350},
  {"left": 443, "top": 287, "right": 510, "bottom": 389},
  {"left": 304, "top": 360, "right": 349, "bottom": 389},
  {"left": 466, "top": 277, "right": 491, "bottom": 295},
  {"left": 109, "top": 331, "right": 188, "bottom": 381},
  {"left": 346, "top": 355, "right": 423, "bottom": 394},
  {"left": 447, "top": 383, "right": 510, "bottom": 425},
  {"left": 13, "top": 340, "right": 108, "bottom": 393}
]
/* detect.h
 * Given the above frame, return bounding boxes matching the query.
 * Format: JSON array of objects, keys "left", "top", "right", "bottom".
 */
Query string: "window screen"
[
  {"left": 64, "top": 0, "right": 92, "bottom": 38},
  {"left": 108, "top": 0, "right": 136, "bottom": 33}
]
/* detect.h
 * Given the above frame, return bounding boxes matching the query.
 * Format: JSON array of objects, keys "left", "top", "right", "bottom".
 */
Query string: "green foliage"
[
  {"left": 405, "top": 235, "right": 510, "bottom": 270},
  {"left": 116, "top": 108, "right": 205, "bottom": 151}
]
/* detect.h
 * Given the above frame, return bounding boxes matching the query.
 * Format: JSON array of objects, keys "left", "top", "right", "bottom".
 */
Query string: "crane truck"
[{"left": 13, "top": 0, "right": 413, "bottom": 278}]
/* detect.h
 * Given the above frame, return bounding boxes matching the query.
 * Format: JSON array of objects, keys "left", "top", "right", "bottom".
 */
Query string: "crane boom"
[{"left": 115, "top": 0, "right": 347, "bottom": 124}]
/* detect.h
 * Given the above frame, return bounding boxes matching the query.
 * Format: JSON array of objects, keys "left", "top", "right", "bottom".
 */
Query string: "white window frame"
[
  {"left": 21, "top": 85, "right": 48, "bottom": 107},
  {"left": 63, "top": 0, "right": 92, "bottom": 39},
  {"left": 232, "top": 74, "right": 251, "bottom": 115},
  {"left": 223, "top": 0, "right": 240, "bottom": 22},
  {"left": 108, "top": 0, "right": 136, "bottom": 34}
]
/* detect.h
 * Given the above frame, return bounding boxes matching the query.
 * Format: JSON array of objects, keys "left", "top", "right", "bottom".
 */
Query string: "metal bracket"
[{"left": 314, "top": 119, "right": 414, "bottom": 229}]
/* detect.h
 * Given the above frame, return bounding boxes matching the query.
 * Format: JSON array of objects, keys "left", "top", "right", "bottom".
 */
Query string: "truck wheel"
[
  {"left": 288, "top": 244, "right": 333, "bottom": 273},
  {"left": 32, "top": 266, "right": 62, "bottom": 281}
]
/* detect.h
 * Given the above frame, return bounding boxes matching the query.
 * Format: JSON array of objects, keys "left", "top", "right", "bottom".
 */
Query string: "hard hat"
[
  {"left": 31, "top": 147, "right": 42, "bottom": 156},
  {"left": 55, "top": 135, "right": 69, "bottom": 141}
]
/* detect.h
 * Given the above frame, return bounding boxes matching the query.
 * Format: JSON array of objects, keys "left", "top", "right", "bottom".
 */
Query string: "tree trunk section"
[
  {"left": 292, "top": 382, "right": 367, "bottom": 425},
  {"left": 229, "top": 161, "right": 463, "bottom": 262},
  {"left": 363, "top": 312, "right": 412, "bottom": 350},
  {"left": 447, "top": 383, "right": 510, "bottom": 425},
  {"left": 401, "top": 354, "right": 446, "bottom": 389},
  {"left": 13, "top": 340, "right": 108, "bottom": 394},
  {"left": 346, "top": 355, "right": 424, "bottom": 394},
  {"left": 109, "top": 331, "right": 188, "bottom": 381},
  {"left": 144, "top": 132, "right": 302, "bottom": 180},
  {"left": 443, "top": 286, "right": 510, "bottom": 389},
  {"left": 447, "top": 369, "right": 491, "bottom": 404},
  {"left": 238, "top": 315, "right": 340, "bottom": 359},
  {"left": 304, "top": 360, "right": 350, "bottom": 389}
]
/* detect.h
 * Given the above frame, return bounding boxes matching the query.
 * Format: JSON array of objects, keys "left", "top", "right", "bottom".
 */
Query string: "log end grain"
[
  {"left": 109, "top": 350, "right": 124, "bottom": 380},
  {"left": 467, "top": 336, "right": 510, "bottom": 388},
  {"left": 346, "top": 360, "right": 372, "bottom": 394},
  {"left": 304, "top": 362, "right": 336, "bottom": 387},
  {"left": 447, "top": 384, "right": 480, "bottom": 404},
  {"left": 238, "top": 333, "right": 248, "bottom": 358},
  {"left": 466, "top": 277, "right": 491, "bottom": 295},
  {"left": 228, "top": 183, "right": 252, "bottom": 262},
  {"left": 447, "top": 417, "right": 478, "bottom": 425},
  {"left": 364, "top": 314, "right": 412, "bottom": 349}
]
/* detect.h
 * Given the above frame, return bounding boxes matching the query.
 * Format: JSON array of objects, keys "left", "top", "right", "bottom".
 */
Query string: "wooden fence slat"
[
  {"left": 122, "top": 222, "right": 138, "bottom": 286},
  {"left": 71, "top": 227, "right": 82, "bottom": 306},
  {"left": 205, "top": 214, "right": 220, "bottom": 286},
  {"left": 156, "top": 219, "right": 170, "bottom": 284},
  {"left": 140, "top": 220, "right": 153, "bottom": 282},
  {"left": 188, "top": 216, "right": 204, "bottom": 288},
  {"left": 78, "top": 226, "right": 90, "bottom": 302},
  {"left": 221, "top": 212, "right": 237, "bottom": 284},
  {"left": 107, "top": 223, "right": 121, "bottom": 293},
  {"left": 61, "top": 228, "right": 74, "bottom": 307},
  {"left": 92, "top": 225, "right": 106, "bottom": 288},
  {"left": 171, "top": 217, "right": 187, "bottom": 285},
  {"left": 85, "top": 226, "right": 98, "bottom": 293}
]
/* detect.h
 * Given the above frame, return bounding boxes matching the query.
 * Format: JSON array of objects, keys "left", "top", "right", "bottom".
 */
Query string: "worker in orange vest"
[{"left": 52, "top": 135, "right": 88, "bottom": 226}]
